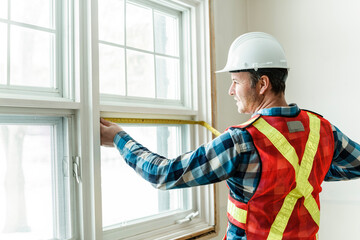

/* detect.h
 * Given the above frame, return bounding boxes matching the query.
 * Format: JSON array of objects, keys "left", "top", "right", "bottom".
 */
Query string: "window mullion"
[
  {"left": 90, "top": 0, "right": 103, "bottom": 234},
  {"left": 152, "top": 8, "right": 157, "bottom": 99},
  {"left": 60, "top": 0, "right": 75, "bottom": 100},
  {"left": 53, "top": 0, "right": 58, "bottom": 92},
  {"left": 99, "top": 41, "right": 178, "bottom": 59},
  {"left": 124, "top": 0, "right": 128, "bottom": 96},
  {"left": 76, "top": 0, "right": 102, "bottom": 239},
  {"left": 56, "top": 0, "right": 63, "bottom": 96},
  {"left": 6, "top": 0, "right": 10, "bottom": 86}
]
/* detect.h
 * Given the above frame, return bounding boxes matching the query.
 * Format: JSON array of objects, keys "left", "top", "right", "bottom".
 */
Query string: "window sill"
[{"left": 105, "top": 220, "right": 216, "bottom": 240}]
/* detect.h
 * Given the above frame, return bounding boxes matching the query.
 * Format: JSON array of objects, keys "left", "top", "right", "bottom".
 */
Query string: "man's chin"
[
  {"left": 237, "top": 108, "right": 252, "bottom": 114},
  {"left": 237, "top": 108, "right": 245, "bottom": 114},
  {"left": 236, "top": 103, "right": 246, "bottom": 114}
]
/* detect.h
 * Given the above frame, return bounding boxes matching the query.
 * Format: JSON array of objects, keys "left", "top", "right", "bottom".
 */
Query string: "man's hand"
[{"left": 100, "top": 118, "right": 123, "bottom": 147}]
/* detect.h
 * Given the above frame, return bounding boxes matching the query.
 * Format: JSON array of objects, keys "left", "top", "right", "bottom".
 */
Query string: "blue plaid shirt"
[{"left": 114, "top": 104, "right": 360, "bottom": 239}]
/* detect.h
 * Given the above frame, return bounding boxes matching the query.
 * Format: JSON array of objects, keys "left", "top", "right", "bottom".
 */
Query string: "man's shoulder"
[
  {"left": 300, "top": 109, "right": 324, "bottom": 118},
  {"left": 226, "top": 115, "right": 262, "bottom": 131}
]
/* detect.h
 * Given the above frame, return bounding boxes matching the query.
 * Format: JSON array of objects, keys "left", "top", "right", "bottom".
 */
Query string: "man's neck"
[{"left": 254, "top": 93, "right": 288, "bottom": 113}]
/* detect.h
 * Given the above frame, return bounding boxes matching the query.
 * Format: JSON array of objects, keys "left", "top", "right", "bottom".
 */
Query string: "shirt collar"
[{"left": 253, "top": 103, "right": 300, "bottom": 117}]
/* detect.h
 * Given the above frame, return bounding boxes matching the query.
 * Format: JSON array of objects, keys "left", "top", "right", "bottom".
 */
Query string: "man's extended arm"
[
  {"left": 325, "top": 125, "right": 360, "bottom": 181},
  {"left": 110, "top": 127, "right": 255, "bottom": 190}
]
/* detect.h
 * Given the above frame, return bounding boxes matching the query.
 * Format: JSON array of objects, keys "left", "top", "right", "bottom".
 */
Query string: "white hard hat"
[{"left": 216, "top": 32, "right": 289, "bottom": 73}]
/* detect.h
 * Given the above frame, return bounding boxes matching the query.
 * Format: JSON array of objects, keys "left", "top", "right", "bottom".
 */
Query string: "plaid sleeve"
[
  {"left": 324, "top": 125, "right": 360, "bottom": 181},
  {"left": 113, "top": 129, "right": 256, "bottom": 190}
]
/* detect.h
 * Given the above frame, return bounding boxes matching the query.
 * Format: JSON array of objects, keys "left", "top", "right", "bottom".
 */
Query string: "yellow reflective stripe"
[
  {"left": 253, "top": 113, "right": 321, "bottom": 240},
  {"left": 297, "top": 113, "right": 321, "bottom": 190},
  {"left": 104, "top": 117, "right": 222, "bottom": 137},
  {"left": 227, "top": 199, "right": 247, "bottom": 224},
  {"left": 304, "top": 195, "right": 320, "bottom": 226},
  {"left": 299, "top": 113, "right": 321, "bottom": 226},
  {"left": 253, "top": 118, "right": 300, "bottom": 174},
  {"left": 267, "top": 190, "right": 301, "bottom": 240}
]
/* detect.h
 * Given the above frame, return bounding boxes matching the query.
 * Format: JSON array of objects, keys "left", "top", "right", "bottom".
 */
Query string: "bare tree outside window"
[
  {"left": 0, "top": 126, "right": 29, "bottom": 233},
  {"left": 0, "top": 124, "right": 58, "bottom": 240}
]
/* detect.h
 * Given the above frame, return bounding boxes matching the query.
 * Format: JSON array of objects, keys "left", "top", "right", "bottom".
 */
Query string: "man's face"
[{"left": 228, "top": 72, "right": 261, "bottom": 114}]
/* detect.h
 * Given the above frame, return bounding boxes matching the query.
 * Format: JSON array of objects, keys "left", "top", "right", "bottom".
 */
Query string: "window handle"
[
  {"left": 176, "top": 211, "right": 199, "bottom": 224},
  {"left": 73, "top": 156, "right": 81, "bottom": 184}
]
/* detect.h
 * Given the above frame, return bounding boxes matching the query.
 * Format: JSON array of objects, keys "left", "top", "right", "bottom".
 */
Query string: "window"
[
  {"left": 98, "top": 0, "right": 182, "bottom": 103},
  {"left": 0, "top": 1, "right": 76, "bottom": 240},
  {"left": 0, "top": 116, "right": 74, "bottom": 240},
  {"left": 98, "top": 0, "right": 215, "bottom": 239},
  {"left": 0, "top": 0, "right": 73, "bottom": 98},
  {"left": 101, "top": 125, "right": 192, "bottom": 235},
  {"left": 0, "top": 0, "right": 214, "bottom": 239},
  {"left": 101, "top": 125, "right": 188, "bottom": 226}
]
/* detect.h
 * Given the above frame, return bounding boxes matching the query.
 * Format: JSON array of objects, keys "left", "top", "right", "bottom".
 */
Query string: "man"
[{"left": 100, "top": 32, "right": 360, "bottom": 239}]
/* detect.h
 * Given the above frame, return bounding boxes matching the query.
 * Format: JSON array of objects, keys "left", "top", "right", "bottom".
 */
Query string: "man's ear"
[{"left": 258, "top": 75, "right": 270, "bottom": 95}]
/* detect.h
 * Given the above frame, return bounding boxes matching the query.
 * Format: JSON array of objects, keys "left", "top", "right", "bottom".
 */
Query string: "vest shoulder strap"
[
  {"left": 226, "top": 114, "right": 261, "bottom": 131},
  {"left": 301, "top": 109, "right": 323, "bottom": 118},
  {"left": 227, "top": 109, "right": 324, "bottom": 131}
]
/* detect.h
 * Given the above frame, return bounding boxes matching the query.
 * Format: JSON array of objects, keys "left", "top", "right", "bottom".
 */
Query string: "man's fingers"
[{"left": 100, "top": 118, "right": 112, "bottom": 126}]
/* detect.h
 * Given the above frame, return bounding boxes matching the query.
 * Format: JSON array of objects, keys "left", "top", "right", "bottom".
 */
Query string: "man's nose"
[{"left": 228, "top": 84, "right": 234, "bottom": 96}]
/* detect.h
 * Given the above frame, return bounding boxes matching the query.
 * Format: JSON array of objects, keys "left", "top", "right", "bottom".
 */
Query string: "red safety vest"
[{"left": 226, "top": 110, "right": 334, "bottom": 240}]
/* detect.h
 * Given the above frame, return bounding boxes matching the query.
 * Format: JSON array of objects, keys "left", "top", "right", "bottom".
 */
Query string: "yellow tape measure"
[{"left": 104, "top": 118, "right": 221, "bottom": 137}]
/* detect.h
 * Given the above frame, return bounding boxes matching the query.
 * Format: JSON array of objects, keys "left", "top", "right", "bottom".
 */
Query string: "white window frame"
[
  {"left": 0, "top": 0, "right": 78, "bottom": 238},
  {"left": 0, "top": 107, "right": 77, "bottom": 240},
  {"left": 86, "top": 0, "right": 216, "bottom": 239},
  {"left": 0, "top": 0, "right": 75, "bottom": 100},
  {"left": 0, "top": 0, "right": 216, "bottom": 239}
]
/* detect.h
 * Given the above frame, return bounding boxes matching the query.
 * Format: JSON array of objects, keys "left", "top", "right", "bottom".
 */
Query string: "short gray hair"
[{"left": 231, "top": 68, "right": 288, "bottom": 94}]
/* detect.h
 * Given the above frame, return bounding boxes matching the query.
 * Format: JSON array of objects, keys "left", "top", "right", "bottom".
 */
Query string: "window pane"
[
  {"left": 11, "top": 0, "right": 53, "bottom": 29},
  {"left": 98, "top": 0, "right": 124, "bottom": 44},
  {"left": 154, "top": 12, "right": 179, "bottom": 56},
  {"left": 99, "top": 44, "right": 126, "bottom": 95},
  {"left": 0, "top": 23, "right": 6, "bottom": 85},
  {"left": 10, "top": 26, "right": 54, "bottom": 88},
  {"left": 0, "top": 0, "right": 7, "bottom": 19},
  {"left": 0, "top": 123, "right": 69, "bottom": 239},
  {"left": 126, "top": 3, "right": 153, "bottom": 52},
  {"left": 101, "top": 125, "right": 188, "bottom": 228},
  {"left": 127, "top": 50, "right": 155, "bottom": 98},
  {"left": 156, "top": 56, "right": 180, "bottom": 100}
]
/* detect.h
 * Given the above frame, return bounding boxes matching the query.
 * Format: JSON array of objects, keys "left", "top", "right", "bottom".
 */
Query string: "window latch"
[
  {"left": 73, "top": 156, "right": 81, "bottom": 184},
  {"left": 176, "top": 211, "right": 199, "bottom": 224}
]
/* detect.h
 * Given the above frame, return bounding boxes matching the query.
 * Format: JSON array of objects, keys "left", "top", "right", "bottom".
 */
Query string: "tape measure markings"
[{"left": 104, "top": 118, "right": 221, "bottom": 137}]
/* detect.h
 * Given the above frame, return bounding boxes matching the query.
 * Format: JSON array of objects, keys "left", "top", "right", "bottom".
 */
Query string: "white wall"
[
  {"left": 212, "top": 0, "right": 248, "bottom": 238},
  {"left": 212, "top": 0, "right": 360, "bottom": 239},
  {"left": 213, "top": 0, "right": 249, "bottom": 132}
]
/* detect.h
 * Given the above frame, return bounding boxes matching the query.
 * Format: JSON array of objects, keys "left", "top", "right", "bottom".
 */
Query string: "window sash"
[
  {"left": 94, "top": 0, "right": 214, "bottom": 238},
  {"left": 98, "top": 0, "right": 187, "bottom": 107},
  {"left": 0, "top": 0, "right": 74, "bottom": 99},
  {"left": 100, "top": 124, "right": 192, "bottom": 230},
  {"left": 0, "top": 115, "right": 74, "bottom": 239}
]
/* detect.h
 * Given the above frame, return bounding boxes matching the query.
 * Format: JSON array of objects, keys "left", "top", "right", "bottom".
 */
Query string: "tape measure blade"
[{"left": 103, "top": 118, "right": 220, "bottom": 136}]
